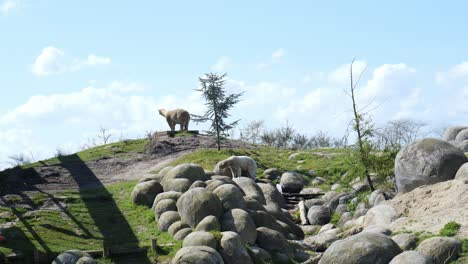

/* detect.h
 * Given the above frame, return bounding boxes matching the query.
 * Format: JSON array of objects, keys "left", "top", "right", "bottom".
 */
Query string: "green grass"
[
  {"left": 439, "top": 221, "right": 461, "bottom": 237},
  {"left": 21, "top": 139, "right": 147, "bottom": 169},
  {"left": 0, "top": 180, "right": 178, "bottom": 263}
]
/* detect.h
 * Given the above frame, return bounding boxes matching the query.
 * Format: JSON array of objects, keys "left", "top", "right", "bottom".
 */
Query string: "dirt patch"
[
  {"left": 0, "top": 133, "right": 252, "bottom": 194},
  {"left": 387, "top": 178, "right": 468, "bottom": 238}
]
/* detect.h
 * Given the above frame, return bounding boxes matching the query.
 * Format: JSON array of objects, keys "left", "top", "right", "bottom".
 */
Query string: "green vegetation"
[
  {"left": 439, "top": 221, "right": 461, "bottom": 237},
  {"left": 0, "top": 180, "right": 178, "bottom": 262},
  {"left": 330, "top": 212, "right": 341, "bottom": 225}
]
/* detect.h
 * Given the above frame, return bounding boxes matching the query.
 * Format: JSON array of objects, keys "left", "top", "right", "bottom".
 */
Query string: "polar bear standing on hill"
[
  {"left": 214, "top": 156, "right": 257, "bottom": 179},
  {"left": 158, "top": 108, "right": 190, "bottom": 132}
]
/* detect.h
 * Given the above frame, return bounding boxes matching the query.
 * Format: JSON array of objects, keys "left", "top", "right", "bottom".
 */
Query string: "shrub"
[{"left": 439, "top": 221, "right": 461, "bottom": 237}]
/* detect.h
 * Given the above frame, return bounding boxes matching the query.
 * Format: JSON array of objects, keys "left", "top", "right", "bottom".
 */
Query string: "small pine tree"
[{"left": 196, "top": 73, "right": 243, "bottom": 150}]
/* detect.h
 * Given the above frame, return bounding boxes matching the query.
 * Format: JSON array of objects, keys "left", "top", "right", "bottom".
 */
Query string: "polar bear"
[
  {"left": 214, "top": 156, "right": 257, "bottom": 179},
  {"left": 158, "top": 108, "right": 190, "bottom": 132}
]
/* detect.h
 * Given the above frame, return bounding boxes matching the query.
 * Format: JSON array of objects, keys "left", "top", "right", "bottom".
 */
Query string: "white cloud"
[
  {"left": 271, "top": 48, "right": 286, "bottom": 59},
  {"left": 0, "top": 0, "right": 19, "bottom": 15},
  {"left": 32, "top": 46, "right": 66, "bottom": 76},
  {"left": 256, "top": 48, "right": 287, "bottom": 70},
  {"left": 327, "top": 60, "right": 367, "bottom": 84},
  {"left": 32, "top": 46, "right": 111, "bottom": 76},
  {"left": 435, "top": 61, "right": 468, "bottom": 85},
  {"left": 211, "top": 56, "right": 231, "bottom": 72}
]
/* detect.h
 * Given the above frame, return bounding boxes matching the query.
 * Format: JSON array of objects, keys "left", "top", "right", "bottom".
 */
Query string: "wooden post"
[
  {"left": 151, "top": 237, "right": 157, "bottom": 252},
  {"left": 298, "top": 199, "right": 309, "bottom": 225}
]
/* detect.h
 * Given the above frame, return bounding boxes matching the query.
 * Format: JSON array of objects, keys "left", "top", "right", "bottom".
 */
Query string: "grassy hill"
[{"left": 0, "top": 137, "right": 362, "bottom": 263}]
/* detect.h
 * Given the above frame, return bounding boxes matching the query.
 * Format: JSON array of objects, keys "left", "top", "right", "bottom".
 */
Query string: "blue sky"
[{"left": 1, "top": 0, "right": 468, "bottom": 168}]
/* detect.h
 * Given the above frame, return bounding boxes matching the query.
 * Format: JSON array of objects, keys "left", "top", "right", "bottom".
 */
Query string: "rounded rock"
[
  {"left": 280, "top": 172, "right": 305, "bottom": 193},
  {"left": 183, "top": 231, "right": 217, "bottom": 249},
  {"left": 219, "top": 231, "right": 254, "bottom": 264},
  {"left": 131, "top": 180, "right": 163, "bottom": 207},
  {"left": 417, "top": 236, "right": 461, "bottom": 264},
  {"left": 158, "top": 211, "right": 181, "bottom": 232},
  {"left": 171, "top": 246, "right": 223, "bottom": 264},
  {"left": 177, "top": 188, "right": 223, "bottom": 228},
  {"left": 307, "top": 206, "right": 332, "bottom": 225},
  {"left": 213, "top": 184, "right": 246, "bottom": 211},
  {"left": 389, "top": 251, "right": 434, "bottom": 264},
  {"left": 220, "top": 208, "right": 257, "bottom": 244}
]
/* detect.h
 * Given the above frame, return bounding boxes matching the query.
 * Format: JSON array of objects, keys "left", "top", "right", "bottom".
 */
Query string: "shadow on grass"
[{"left": 58, "top": 154, "right": 150, "bottom": 263}]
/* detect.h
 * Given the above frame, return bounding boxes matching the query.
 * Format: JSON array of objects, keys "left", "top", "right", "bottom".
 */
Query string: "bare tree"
[
  {"left": 97, "top": 126, "right": 112, "bottom": 145},
  {"left": 240, "top": 120, "right": 265, "bottom": 144},
  {"left": 8, "top": 153, "right": 34, "bottom": 166},
  {"left": 374, "top": 119, "right": 427, "bottom": 149},
  {"left": 347, "top": 59, "right": 375, "bottom": 192}
]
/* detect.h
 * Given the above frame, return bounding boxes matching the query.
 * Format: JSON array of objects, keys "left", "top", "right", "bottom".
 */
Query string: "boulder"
[
  {"left": 389, "top": 251, "right": 433, "bottom": 264},
  {"left": 337, "top": 212, "right": 352, "bottom": 227},
  {"left": 52, "top": 250, "right": 94, "bottom": 264},
  {"left": 455, "top": 163, "right": 468, "bottom": 179},
  {"left": 362, "top": 225, "right": 392, "bottom": 236},
  {"left": 417, "top": 237, "right": 461, "bottom": 264},
  {"left": 158, "top": 166, "right": 174, "bottom": 177},
  {"left": 443, "top": 126, "right": 468, "bottom": 141},
  {"left": 158, "top": 211, "right": 181, "bottom": 232},
  {"left": 211, "top": 175, "right": 238, "bottom": 185},
  {"left": 255, "top": 227, "right": 292, "bottom": 256},
  {"left": 352, "top": 182, "right": 370, "bottom": 193},
  {"left": 307, "top": 206, "right": 332, "bottom": 225},
  {"left": 154, "top": 199, "right": 177, "bottom": 219},
  {"left": 137, "top": 173, "right": 164, "bottom": 183},
  {"left": 263, "top": 168, "right": 281, "bottom": 181},
  {"left": 220, "top": 208, "right": 257, "bottom": 244},
  {"left": 318, "top": 223, "right": 335, "bottom": 234},
  {"left": 449, "top": 140, "right": 468, "bottom": 153},
  {"left": 311, "top": 177, "right": 326, "bottom": 185},
  {"left": 394, "top": 138, "right": 467, "bottom": 193},
  {"left": 368, "top": 189, "right": 386, "bottom": 207},
  {"left": 247, "top": 246, "right": 272, "bottom": 264},
  {"left": 331, "top": 183, "right": 341, "bottom": 191},
  {"left": 177, "top": 188, "right": 223, "bottom": 228},
  {"left": 304, "top": 199, "right": 324, "bottom": 209},
  {"left": 363, "top": 205, "right": 398, "bottom": 228},
  {"left": 152, "top": 191, "right": 182, "bottom": 210},
  {"left": 334, "top": 204, "right": 348, "bottom": 215},
  {"left": 319, "top": 232, "right": 402, "bottom": 264},
  {"left": 455, "top": 128, "right": 468, "bottom": 141},
  {"left": 219, "top": 231, "right": 254, "bottom": 264},
  {"left": 205, "top": 170, "right": 216, "bottom": 177},
  {"left": 280, "top": 172, "right": 305, "bottom": 193},
  {"left": 213, "top": 184, "right": 246, "bottom": 211},
  {"left": 168, "top": 221, "right": 190, "bottom": 236},
  {"left": 131, "top": 180, "right": 163, "bottom": 207},
  {"left": 324, "top": 193, "right": 348, "bottom": 211},
  {"left": 264, "top": 204, "right": 304, "bottom": 239},
  {"left": 244, "top": 197, "right": 266, "bottom": 211},
  {"left": 304, "top": 232, "right": 339, "bottom": 252},
  {"left": 257, "top": 182, "right": 286, "bottom": 208},
  {"left": 249, "top": 210, "right": 284, "bottom": 235},
  {"left": 233, "top": 177, "right": 266, "bottom": 205},
  {"left": 391, "top": 233, "right": 418, "bottom": 250},
  {"left": 206, "top": 180, "right": 228, "bottom": 192},
  {"left": 173, "top": 228, "right": 193, "bottom": 241},
  {"left": 300, "top": 187, "right": 324, "bottom": 195},
  {"left": 172, "top": 246, "right": 224, "bottom": 264},
  {"left": 195, "top": 215, "right": 221, "bottom": 232},
  {"left": 190, "top": 180, "right": 207, "bottom": 189},
  {"left": 76, "top": 257, "right": 98, "bottom": 264},
  {"left": 183, "top": 231, "right": 217, "bottom": 249},
  {"left": 162, "top": 178, "right": 192, "bottom": 193},
  {"left": 164, "top": 163, "right": 208, "bottom": 182},
  {"left": 301, "top": 225, "right": 321, "bottom": 235}
]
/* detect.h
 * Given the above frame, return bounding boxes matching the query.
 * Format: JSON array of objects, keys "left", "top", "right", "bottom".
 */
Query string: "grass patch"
[
  {"left": 0, "top": 180, "right": 178, "bottom": 262},
  {"left": 330, "top": 212, "right": 341, "bottom": 225},
  {"left": 439, "top": 221, "right": 461, "bottom": 237}
]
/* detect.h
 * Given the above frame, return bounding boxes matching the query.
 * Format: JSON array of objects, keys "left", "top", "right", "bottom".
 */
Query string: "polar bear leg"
[{"left": 248, "top": 166, "right": 256, "bottom": 179}]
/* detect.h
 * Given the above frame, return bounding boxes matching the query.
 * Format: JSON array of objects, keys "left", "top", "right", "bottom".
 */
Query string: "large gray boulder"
[
  {"left": 52, "top": 250, "right": 96, "bottom": 264},
  {"left": 182, "top": 231, "right": 217, "bottom": 249},
  {"left": 213, "top": 184, "right": 246, "bottom": 211},
  {"left": 319, "top": 232, "right": 402, "bottom": 264},
  {"left": 152, "top": 191, "right": 182, "bottom": 211},
  {"left": 158, "top": 211, "right": 181, "bottom": 232},
  {"left": 195, "top": 215, "right": 221, "bottom": 232},
  {"left": 417, "top": 237, "right": 461, "bottom": 264},
  {"left": 219, "top": 231, "right": 254, "bottom": 264},
  {"left": 443, "top": 126, "right": 468, "bottom": 141},
  {"left": 263, "top": 168, "right": 281, "bottom": 181},
  {"left": 394, "top": 138, "right": 467, "bottom": 193},
  {"left": 255, "top": 227, "right": 292, "bottom": 256},
  {"left": 307, "top": 206, "right": 332, "bottom": 225},
  {"left": 391, "top": 233, "right": 418, "bottom": 250},
  {"left": 158, "top": 166, "right": 174, "bottom": 177},
  {"left": 249, "top": 210, "right": 285, "bottom": 235},
  {"left": 363, "top": 205, "right": 398, "bottom": 228},
  {"left": 171, "top": 246, "right": 224, "bottom": 264},
  {"left": 280, "top": 172, "right": 305, "bottom": 193},
  {"left": 168, "top": 221, "right": 190, "bottom": 236},
  {"left": 131, "top": 180, "right": 163, "bottom": 207},
  {"left": 389, "top": 251, "right": 433, "bottom": 264},
  {"left": 164, "top": 163, "right": 208, "bottom": 182},
  {"left": 233, "top": 177, "right": 266, "bottom": 205},
  {"left": 455, "top": 163, "right": 468, "bottom": 179},
  {"left": 247, "top": 246, "right": 272, "bottom": 264},
  {"left": 162, "top": 178, "right": 192, "bottom": 193},
  {"left": 153, "top": 199, "right": 177, "bottom": 219},
  {"left": 304, "top": 232, "right": 339, "bottom": 252},
  {"left": 220, "top": 208, "right": 257, "bottom": 244},
  {"left": 455, "top": 128, "right": 468, "bottom": 141},
  {"left": 257, "top": 182, "right": 286, "bottom": 208},
  {"left": 177, "top": 188, "right": 223, "bottom": 228},
  {"left": 173, "top": 228, "right": 193, "bottom": 241},
  {"left": 450, "top": 140, "right": 468, "bottom": 153}
]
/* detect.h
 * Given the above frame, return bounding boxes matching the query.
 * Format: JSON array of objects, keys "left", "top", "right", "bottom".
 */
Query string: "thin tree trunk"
[{"left": 350, "top": 61, "right": 375, "bottom": 192}]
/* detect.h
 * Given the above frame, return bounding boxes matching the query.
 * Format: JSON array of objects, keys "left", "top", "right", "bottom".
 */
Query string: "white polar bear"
[{"left": 214, "top": 156, "right": 257, "bottom": 179}]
